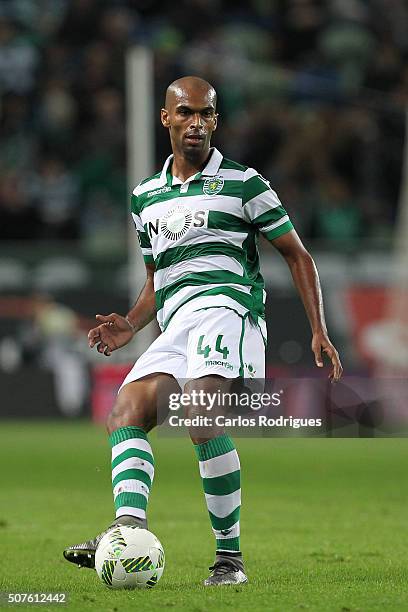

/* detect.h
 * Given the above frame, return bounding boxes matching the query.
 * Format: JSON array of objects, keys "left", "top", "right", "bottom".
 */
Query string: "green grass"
[{"left": 0, "top": 422, "right": 407, "bottom": 611}]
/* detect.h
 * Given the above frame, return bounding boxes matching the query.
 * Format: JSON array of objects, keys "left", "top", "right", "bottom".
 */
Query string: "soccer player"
[{"left": 63, "top": 76, "right": 342, "bottom": 585}]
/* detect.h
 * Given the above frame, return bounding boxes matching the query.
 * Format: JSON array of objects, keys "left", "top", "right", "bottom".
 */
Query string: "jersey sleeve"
[
  {"left": 131, "top": 193, "right": 153, "bottom": 264},
  {"left": 242, "top": 169, "right": 294, "bottom": 240}
]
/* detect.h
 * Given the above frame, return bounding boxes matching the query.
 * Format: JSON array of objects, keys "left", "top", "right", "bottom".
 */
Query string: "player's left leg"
[
  {"left": 184, "top": 308, "right": 265, "bottom": 586},
  {"left": 186, "top": 375, "right": 247, "bottom": 586}
]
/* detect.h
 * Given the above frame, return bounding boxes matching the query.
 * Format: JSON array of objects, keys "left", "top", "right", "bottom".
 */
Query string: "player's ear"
[
  {"left": 213, "top": 112, "right": 219, "bottom": 131},
  {"left": 161, "top": 108, "right": 170, "bottom": 128}
]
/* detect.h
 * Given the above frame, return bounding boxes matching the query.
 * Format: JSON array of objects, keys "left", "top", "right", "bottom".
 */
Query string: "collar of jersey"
[{"left": 160, "top": 147, "right": 223, "bottom": 187}]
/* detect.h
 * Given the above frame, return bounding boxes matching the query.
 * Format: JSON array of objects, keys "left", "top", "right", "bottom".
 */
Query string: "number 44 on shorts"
[{"left": 197, "top": 334, "right": 230, "bottom": 359}]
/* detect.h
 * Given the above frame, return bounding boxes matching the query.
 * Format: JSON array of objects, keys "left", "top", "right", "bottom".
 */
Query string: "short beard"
[
  {"left": 183, "top": 148, "right": 203, "bottom": 162},
  {"left": 182, "top": 143, "right": 209, "bottom": 164}
]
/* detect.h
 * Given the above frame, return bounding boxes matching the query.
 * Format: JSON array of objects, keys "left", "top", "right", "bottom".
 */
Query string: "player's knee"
[
  {"left": 185, "top": 377, "right": 227, "bottom": 444},
  {"left": 106, "top": 384, "right": 156, "bottom": 435}
]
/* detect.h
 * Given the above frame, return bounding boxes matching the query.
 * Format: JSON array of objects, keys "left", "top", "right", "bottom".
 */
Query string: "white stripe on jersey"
[
  {"left": 243, "top": 189, "right": 282, "bottom": 221},
  {"left": 260, "top": 214, "right": 289, "bottom": 233},
  {"left": 154, "top": 255, "right": 244, "bottom": 292}
]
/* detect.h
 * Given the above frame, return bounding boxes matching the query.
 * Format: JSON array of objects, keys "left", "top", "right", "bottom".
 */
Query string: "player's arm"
[
  {"left": 242, "top": 168, "right": 342, "bottom": 380},
  {"left": 270, "top": 229, "right": 343, "bottom": 381},
  {"left": 88, "top": 262, "right": 156, "bottom": 356}
]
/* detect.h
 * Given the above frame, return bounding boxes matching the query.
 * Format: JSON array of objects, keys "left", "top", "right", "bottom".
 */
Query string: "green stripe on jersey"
[
  {"left": 263, "top": 219, "right": 294, "bottom": 241},
  {"left": 252, "top": 205, "right": 288, "bottom": 228},
  {"left": 131, "top": 193, "right": 142, "bottom": 214},
  {"left": 138, "top": 230, "right": 151, "bottom": 248},
  {"left": 159, "top": 287, "right": 254, "bottom": 329},
  {"left": 242, "top": 175, "right": 270, "bottom": 204},
  {"left": 154, "top": 243, "right": 246, "bottom": 272},
  {"left": 207, "top": 211, "right": 248, "bottom": 233},
  {"left": 161, "top": 285, "right": 264, "bottom": 330},
  {"left": 220, "top": 158, "right": 247, "bottom": 171},
  {"left": 155, "top": 270, "right": 254, "bottom": 311}
]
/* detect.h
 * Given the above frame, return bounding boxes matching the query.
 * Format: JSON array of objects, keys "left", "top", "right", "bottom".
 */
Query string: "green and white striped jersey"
[{"left": 131, "top": 148, "right": 293, "bottom": 331}]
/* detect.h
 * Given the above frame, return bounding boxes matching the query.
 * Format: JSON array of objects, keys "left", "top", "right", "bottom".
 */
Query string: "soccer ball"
[{"left": 95, "top": 526, "right": 165, "bottom": 589}]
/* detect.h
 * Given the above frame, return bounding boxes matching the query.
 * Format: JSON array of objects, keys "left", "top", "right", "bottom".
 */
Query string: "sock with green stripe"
[
  {"left": 194, "top": 434, "right": 241, "bottom": 554},
  {"left": 110, "top": 426, "right": 154, "bottom": 522}
]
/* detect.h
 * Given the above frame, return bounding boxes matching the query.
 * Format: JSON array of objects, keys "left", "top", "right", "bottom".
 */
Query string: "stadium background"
[
  {"left": 0, "top": 2, "right": 407, "bottom": 610},
  {"left": 1, "top": 0, "right": 407, "bottom": 419}
]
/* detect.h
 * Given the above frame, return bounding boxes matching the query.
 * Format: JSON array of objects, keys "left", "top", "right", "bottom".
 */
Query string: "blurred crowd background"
[
  {"left": 1, "top": 0, "right": 407, "bottom": 247},
  {"left": 1, "top": 0, "right": 407, "bottom": 421}
]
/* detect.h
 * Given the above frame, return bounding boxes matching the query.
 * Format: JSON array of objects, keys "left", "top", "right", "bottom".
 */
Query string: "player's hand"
[
  {"left": 311, "top": 331, "right": 343, "bottom": 382},
  {"left": 88, "top": 313, "right": 135, "bottom": 356}
]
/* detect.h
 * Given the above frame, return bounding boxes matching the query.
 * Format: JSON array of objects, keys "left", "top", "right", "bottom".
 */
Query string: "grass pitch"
[{"left": 0, "top": 422, "right": 407, "bottom": 611}]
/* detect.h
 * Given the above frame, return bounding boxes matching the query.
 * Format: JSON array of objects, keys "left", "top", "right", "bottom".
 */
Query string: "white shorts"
[{"left": 121, "top": 302, "right": 266, "bottom": 388}]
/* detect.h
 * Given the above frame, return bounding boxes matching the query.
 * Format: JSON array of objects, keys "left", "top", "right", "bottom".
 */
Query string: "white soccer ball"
[{"left": 95, "top": 525, "right": 165, "bottom": 589}]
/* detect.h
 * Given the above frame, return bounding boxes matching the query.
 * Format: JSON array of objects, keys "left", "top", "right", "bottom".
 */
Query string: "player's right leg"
[{"left": 63, "top": 373, "right": 175, "bottom": 569}]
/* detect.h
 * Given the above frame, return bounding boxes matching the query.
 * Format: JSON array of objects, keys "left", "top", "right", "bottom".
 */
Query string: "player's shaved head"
[
  {"left": 161, "top": 76, "right": 218, "bottom": 167},
  {"left": 165, "top": 76, "right": 217, "bottom": 110}
]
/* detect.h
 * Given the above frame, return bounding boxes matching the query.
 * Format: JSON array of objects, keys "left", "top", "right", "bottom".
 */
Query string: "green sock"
[
  {"left": 195, "top": 434, "right": 241, "bottom": 553},
  {"left": 110, "top": 426, "right": 155, "bottom": 521}
]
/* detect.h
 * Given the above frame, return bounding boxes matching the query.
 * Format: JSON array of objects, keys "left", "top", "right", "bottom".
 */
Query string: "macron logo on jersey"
[
  {"left": 147, "top": 206, "right": 208, "bottom": 241},
  {"left": 147, "top": 186, "right": 172, "bottom": 198}
]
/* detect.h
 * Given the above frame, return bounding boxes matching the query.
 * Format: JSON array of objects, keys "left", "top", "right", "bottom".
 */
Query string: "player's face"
[{"left": 161, "top": 86, "right": 218, "bottom": 158}]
